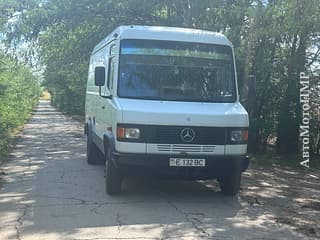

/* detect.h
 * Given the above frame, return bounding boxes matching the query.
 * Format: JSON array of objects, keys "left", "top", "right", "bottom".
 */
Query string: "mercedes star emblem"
[{"left": 180, "top": 128, "right": 195, "bottom": 143}]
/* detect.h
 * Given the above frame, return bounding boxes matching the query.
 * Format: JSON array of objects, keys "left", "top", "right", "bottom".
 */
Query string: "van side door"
[{"left": 95, "top": 44, "right": 116, "bottom": 144}]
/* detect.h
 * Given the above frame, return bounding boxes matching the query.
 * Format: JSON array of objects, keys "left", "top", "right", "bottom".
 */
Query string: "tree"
[
  {"left": 275, "top": 0, "right": 320, "bottom": 154},
  {"left": 1, "top": 0, "right": 319, "bottom": 158}
]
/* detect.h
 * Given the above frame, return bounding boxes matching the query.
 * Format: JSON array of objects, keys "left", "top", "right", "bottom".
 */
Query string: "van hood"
[{"left": 116, "top": 98, "right": 249, "bottom": 127}]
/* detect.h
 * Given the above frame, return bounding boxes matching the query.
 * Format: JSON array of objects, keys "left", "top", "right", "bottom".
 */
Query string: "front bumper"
[{"left": 112, "top": 151, "right": 249, "bottom": 180}]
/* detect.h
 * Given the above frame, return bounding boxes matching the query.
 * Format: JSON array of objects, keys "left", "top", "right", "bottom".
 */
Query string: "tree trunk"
[{"left": 277, "top": 33, "right": 308, "bottom": 154}]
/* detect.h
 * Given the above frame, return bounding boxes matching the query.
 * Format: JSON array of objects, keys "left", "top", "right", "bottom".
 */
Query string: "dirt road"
[{"left": 0, "top": 100, "right": 319, "bottom": 240}]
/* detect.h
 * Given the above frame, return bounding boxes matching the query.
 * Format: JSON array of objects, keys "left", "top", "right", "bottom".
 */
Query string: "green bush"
[{"left": 0, "top": 53, "right": 40, "bottom": 160}]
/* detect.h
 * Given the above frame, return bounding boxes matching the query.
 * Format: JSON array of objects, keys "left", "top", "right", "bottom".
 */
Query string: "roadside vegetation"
[
  {"left": 0, "top": 53, "right": 40, "bottom": 160},
  {"left": 0, "top": 0, "right": 319, "bottom": 163}
]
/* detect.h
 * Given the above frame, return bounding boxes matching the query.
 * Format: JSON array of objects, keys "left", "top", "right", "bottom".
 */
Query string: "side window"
[
  {"left": 107, "top": 44, "right": 116, "bottom": 90},
  {"left": 107, "top": 58, "right": 115, "bottom": 90},
  {"left": 110, "top": 45, "right": 116, "bottom": 56}
]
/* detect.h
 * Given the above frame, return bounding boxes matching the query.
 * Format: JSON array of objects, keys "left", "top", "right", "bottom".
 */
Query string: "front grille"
[
  {"left": 116, "top": 125, "right": 226, "bottom": 145},
  {"left": 157, "top": 144, "right": 216, "bottom": 153},
  {"left": 147, "top": 125, "right": 226, "bottom": 144}
]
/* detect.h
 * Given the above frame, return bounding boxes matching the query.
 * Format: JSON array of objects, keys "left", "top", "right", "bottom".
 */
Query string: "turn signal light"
[
  {"left": 117, "top": 127, "right": 125, "bottom": 138},
  {"left": 243, "top": 129, "right": 248, "bottom": 142}
]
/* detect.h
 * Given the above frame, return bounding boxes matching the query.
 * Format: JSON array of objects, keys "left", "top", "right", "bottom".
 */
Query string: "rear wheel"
[
  {"left": 86, "top": 127, "right": 101, "bottom": 165},
  {"left": 219, "top": 171, "right": 241, "bottom": 196},
  {"left": 105, "top": 148, "right": 122, "bottom": 194}
]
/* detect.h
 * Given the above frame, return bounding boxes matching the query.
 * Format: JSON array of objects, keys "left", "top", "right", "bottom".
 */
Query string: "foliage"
[
  {"left": 0, "top": 53, "right": 40, "bottom": 159},
  {"left": 1, "top": 0, "right": 320, "bottom": 157},
  {"left": 310, "top": 73, "right": 320, "bottom": 156}
]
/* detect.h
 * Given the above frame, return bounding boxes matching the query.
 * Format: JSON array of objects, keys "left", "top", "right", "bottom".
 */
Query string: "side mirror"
[{"left": 94, "top": 67, "right": 105, "bottom": 86}]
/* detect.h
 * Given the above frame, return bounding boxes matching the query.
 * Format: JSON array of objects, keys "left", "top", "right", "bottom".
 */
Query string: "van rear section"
[{"left": 85, "top": 25, "right": 249, "bottom": 195}]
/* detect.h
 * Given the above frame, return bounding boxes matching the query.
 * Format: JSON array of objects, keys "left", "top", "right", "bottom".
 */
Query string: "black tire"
[
  {"left": 219, "top": 171, "right": 241, "bottom": 196},
  {"left": 86, "top": 128, "right": 101, "bottom": 165},
  {"left": 105, "top": 148, "right": 122, "bottom": 194}
]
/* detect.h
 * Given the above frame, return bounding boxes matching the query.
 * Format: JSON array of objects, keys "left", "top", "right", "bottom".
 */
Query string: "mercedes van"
[{"left": 85, "top": 26, "right": 249, "bottom": 195}]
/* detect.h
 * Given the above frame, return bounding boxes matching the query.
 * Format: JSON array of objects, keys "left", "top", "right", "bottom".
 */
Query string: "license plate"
[{"left": 169, "top": 158, "right": 206, "bottom": 167}]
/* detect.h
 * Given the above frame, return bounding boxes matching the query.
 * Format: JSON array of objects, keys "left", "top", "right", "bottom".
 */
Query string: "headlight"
[
  {"left": 117, "top": 127, "right": 140, "bottom": 139},
  {"left": 230, "top": 129, "right": 248, "bottom": 142},
  {"left": 125, "top": 128, "right": 140, "bottom": 139}
]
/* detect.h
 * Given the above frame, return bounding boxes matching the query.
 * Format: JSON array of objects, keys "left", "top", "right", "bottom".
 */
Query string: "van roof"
[{"left": 92, "top": 25, "right": 232, "bottom": 54}]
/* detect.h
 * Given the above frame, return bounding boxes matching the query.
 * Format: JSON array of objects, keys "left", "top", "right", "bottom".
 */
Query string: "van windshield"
[{"left": 118, "top": 39, "right": 236, "bottom": 102}]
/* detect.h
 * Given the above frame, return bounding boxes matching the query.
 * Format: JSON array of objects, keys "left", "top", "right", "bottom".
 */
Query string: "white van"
[{"left": 85, "top": 26, "right": 249, "bottom": 195}]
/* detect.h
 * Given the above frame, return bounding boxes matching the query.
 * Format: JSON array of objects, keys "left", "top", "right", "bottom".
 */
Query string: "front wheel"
[
  {"left": 86, "top": 131, "right": 101, "bottom": 165},
  {"left": 105, "top": 148, "right": 122, "bottom": 195},
  {"left": 219, "top": 171, "right": 241, "bottom": 196}
]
